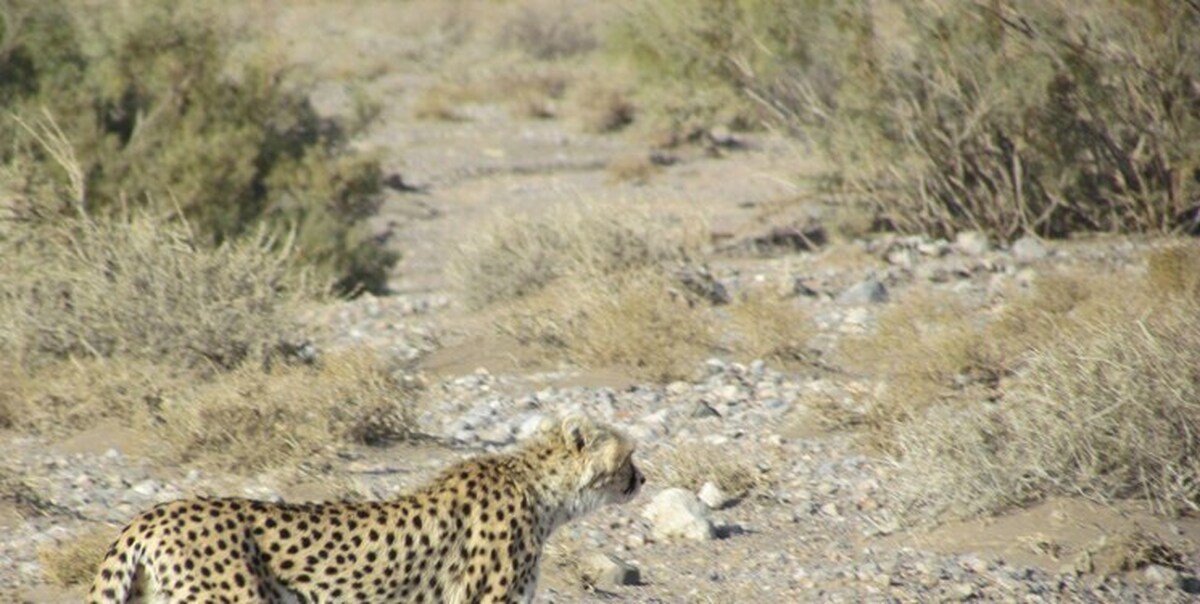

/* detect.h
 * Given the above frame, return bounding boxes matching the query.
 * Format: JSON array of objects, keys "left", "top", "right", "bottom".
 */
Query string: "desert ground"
[{"left": 2, "top": 1, "right": 1199, "bottom": 602}]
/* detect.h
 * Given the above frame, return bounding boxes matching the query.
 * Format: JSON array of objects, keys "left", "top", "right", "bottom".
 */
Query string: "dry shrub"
[
  {"left": 605, "top": 0, "right": 819, "bottom": 137},
  {"left": 841, "top": 291, "right": 991, "bottom": 449},
  {"left": 0, "top": 358, "right": 186, "bottom": 437},
  {"left": 1076, "top": 527, "right": 1187, "bottom": 575},
  {"left": 498, "top": 0, "right": 597, "bottom": 60},
  {"left": 502, "top": 270, "right": 715, "bottom": 382},
  {"left": 159, "top": 351, "right": 414, "bottom": 472},
  {"left": 726, "top": 289, "right": 812, "bottom": 363},
  {"left": 449, "top": 201, "right": 703, "bottom": 308},
  {"left": 39, "top": 527, "right": 115, "bottom": 587},
  {"left": 411, "top": 83, "right": 474, "bottom": 121},
  {"left": 1146, "top": 242, "right": 1200, "bottom": 298},
  {"left": 605, "top": 154, "right": 660, "bottom": 184},
  {"left": 781, "top": 1, "right": 1200, "bottom": 240},
  {"left": 482, "top": 70, "right": 569, "bottom": 120},
  {"left": 893, "top": 291, "right": 1200, "bottom": 520},
  {"left": 569, "top": 81, "right": 635, "bottom": 133},
  {"left": 645, "top": 442, "right": 763, "bottom": 499},
  {"left": 0, "top": 214, "right": 313, "bottom": 371},
  {"left": 844, "top": 271, "right": 1120, "bottom": 451}
]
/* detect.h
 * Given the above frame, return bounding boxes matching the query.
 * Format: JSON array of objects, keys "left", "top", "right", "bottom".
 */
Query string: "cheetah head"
[{"left": 532, "top": 414, "right": 645, "bottom": 522}]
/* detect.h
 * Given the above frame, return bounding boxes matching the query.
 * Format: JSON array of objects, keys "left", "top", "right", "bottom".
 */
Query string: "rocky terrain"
[{"left": 2, "top": 1, "right": 1198, "bottom": 602}]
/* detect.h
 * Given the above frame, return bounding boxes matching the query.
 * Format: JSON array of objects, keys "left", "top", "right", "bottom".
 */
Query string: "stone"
[
  {"left": 642, "top": 488, "right": 716, "bottom": 541},
  {"left": 1011, "top": 236, "right": 1048, "bottom": 261},
  {"left": 581, "top": 552, "right": 641, "bottom": 586},
  {"left": 837, "top": 278, "right": 888, "bottom": 305},
  {"left": 954, "top": 230, "right": 991, "bottom": 255},
  {"left": 691, "top": 401, "right": 721, "bottom": 419},
  {"left": 698, "top": 481, "right": 732, "bottom": 510},
  {"left": 1142, "top": 564, "right": 1178, "bottom": 586}
]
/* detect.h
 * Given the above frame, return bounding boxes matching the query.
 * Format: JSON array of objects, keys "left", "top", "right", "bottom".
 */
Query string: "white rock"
[
  {"left": 1011, "top": 235, "right": 1048, "bottom": 261},
  {"left": 642, "top": 488, "right": 715, "bottom": 541},
  {"left": 580, "top": 552, "right": 641, "bottom": 586},
  {"left": 954, "top": 230, "right": 991, "bottom": 255},
  {"left": 698, "top": 481, "right": 732, "bottom": 510},
  {"left": 131, "top": 479, "right": 160, "bottom": 497}
]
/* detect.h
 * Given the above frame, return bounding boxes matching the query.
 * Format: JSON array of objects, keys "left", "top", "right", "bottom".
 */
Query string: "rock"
[
  {"left": 642, "top": 488, "right": 715, "bottom": 541},
  {"left": 691, "top": 401, "right": 721, "bottom": 419},
  {"left": 885, "top": 248, "right": 917, "bottom": 268},
  {"left": 130, "top": 479, "right": 160, "bottom": 498},
  {"left": 580, "top": 552, "right": 641, "bottom": 587},
  {"left": 1142, "top": 564, "right": 1178, "bottom": 586},
  {"left": 1011, "top": 236, "right": 1048, "bottom": 261},
  {"left": 698, "top": 481, "right": 732, "bottom": 510},
  {"left": 954, "top": 231, "right": 991, "bottom": 255},
  {"left": 837, "top": 278, "right": 888, "bottom": 305},
  {"left": 1180, "top": 575, "right": 1200, "bottom": 594}
]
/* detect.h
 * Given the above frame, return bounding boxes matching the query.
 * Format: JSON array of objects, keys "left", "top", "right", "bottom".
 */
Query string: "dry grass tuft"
[
  {"left": 412, "top": 84, "right": 473, "bottom": 121},
  {"left": 0, "top": 358, "right": 186, "bottom": 437},
  {"left": 1077, "top": 527, "right": 1187, "bottom": 575},
  {"left": 840, "top": 291, "right": 989, "bottom": 449},
  {"left": 1146, "top": 242, "right": 1200, "bottom": 298},
  {"left": 726, "top": 289, "right": 813, "bottom": 363},
  {"left": 449, "top": 201, "right": 703, "bottom": 309},
  {"left": 605, "top": 154, "right": 660, "bottom": 184},
  {"left": 39, "top": 527, "right": 115, "bottom": 587},
  {"left": 497, "top": 0, "right": 597, "bottom": 60},
  {"left": 501, "top": 270, "right": 716, "bottom": 382},
  {"left": 159, "top": 352, "right": 415, "bottom": 472},
  {"left": 570, "top": 81, "right": 635, "bottom": 133},
  {"left": 645, "top": 443, "right": 764, "bottom": 499}
]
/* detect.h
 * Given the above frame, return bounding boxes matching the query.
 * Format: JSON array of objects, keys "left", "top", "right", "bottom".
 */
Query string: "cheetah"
[{"left": 88, "top": 414, "right": 644, "bottom": 603}]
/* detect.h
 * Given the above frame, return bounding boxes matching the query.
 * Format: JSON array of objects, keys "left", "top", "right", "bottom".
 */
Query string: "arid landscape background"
[{"left": 2, "top": 0, "right": 1199, "bottom": 601}]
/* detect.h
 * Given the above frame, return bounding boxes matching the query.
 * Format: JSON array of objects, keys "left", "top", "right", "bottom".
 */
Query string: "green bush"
[{"left": 1, "top": 0, "right": 395, "bottom": 294}]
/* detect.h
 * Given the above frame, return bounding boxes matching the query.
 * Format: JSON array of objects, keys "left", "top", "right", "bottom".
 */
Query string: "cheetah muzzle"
[{"left": 88, "top": 414, "right": 644, "bottom": 604}]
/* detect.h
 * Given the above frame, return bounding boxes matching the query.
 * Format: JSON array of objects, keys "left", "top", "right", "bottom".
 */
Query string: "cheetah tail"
[{"left": 86, "top": 527, "right": 144, "bottom": 604}]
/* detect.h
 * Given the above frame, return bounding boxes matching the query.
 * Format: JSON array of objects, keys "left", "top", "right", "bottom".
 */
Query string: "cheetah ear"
[{"left": 560, "top": 415, "right": 592, "bottom": 453}]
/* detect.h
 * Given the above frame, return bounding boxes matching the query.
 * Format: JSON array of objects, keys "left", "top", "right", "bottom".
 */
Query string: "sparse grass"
[
  {"left": 501, "top": 270, "right": 716, "bottom": 382},
  {"left": 159, "top": 351, "right": 415, "bottom": 473},
  {"left": 39, "top": 527, "right": 115, "bottom": 587},
  {"left": 449, "top": 200, "right": 703, "bottom": 309}
]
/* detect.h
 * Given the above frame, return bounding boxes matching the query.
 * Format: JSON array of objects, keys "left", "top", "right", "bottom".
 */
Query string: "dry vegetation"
[
  {"left": 853, "top": 245, "right": 1200, "bottom": 521},
  {"left": 610, "top": 0, "right": 1200, "bottom": 238},
  {"left": 38, "top": 528, "right": 115, "bottom": 587},
  {"left": 644, "top": 443, "right": 765, "bottom": 501},
  {"left": 1, "top": 0, "right": 396, "bottom": 294},
  {"left": 453, "top": 202, "right": 816, "bottom": 381}
]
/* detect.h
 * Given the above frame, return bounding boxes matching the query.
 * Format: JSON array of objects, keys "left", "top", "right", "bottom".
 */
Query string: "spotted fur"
[{"left": 88, "top": 415, "right": 644, "bottom": 603}]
